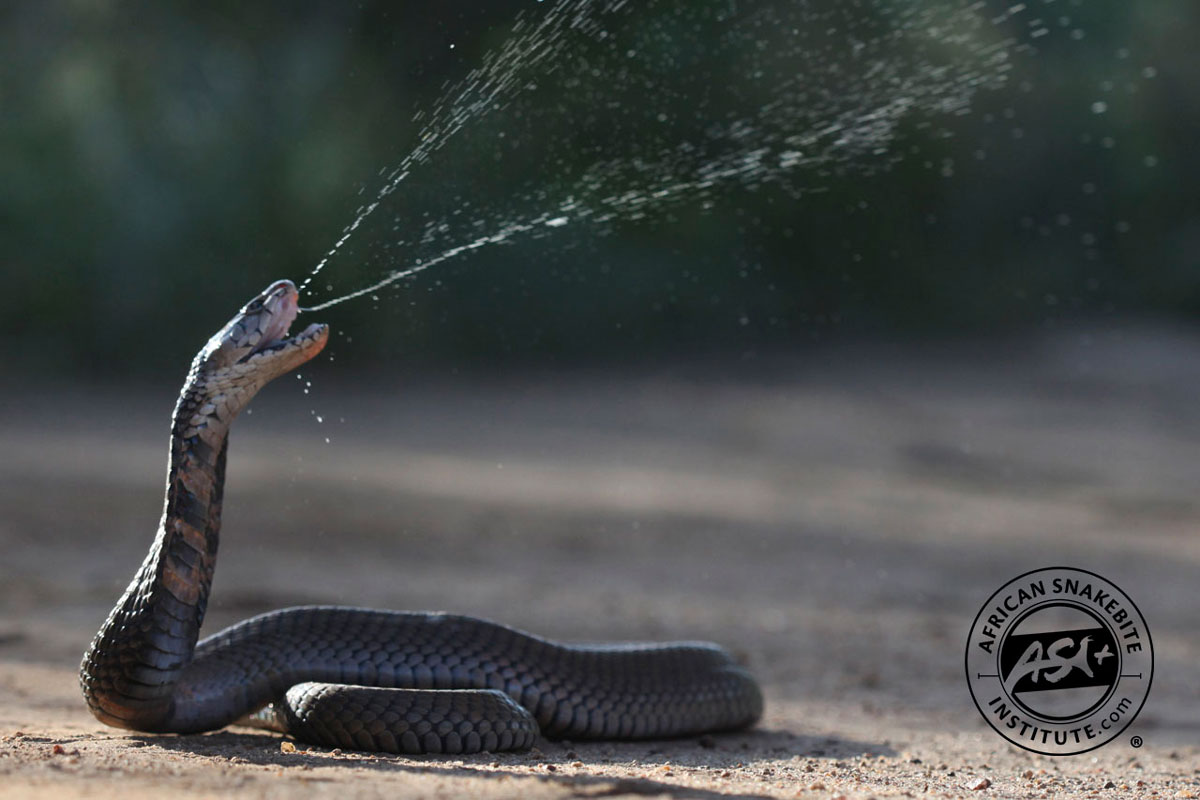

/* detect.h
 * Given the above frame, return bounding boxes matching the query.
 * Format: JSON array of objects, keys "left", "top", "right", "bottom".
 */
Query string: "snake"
[{"left": 79, "top": 279, "right": 763, "bottom": 755}]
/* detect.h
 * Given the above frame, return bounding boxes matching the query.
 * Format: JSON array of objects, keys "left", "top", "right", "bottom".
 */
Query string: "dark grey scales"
[{"left": 79, "top": 280, "right": 763, "bottom": 754}]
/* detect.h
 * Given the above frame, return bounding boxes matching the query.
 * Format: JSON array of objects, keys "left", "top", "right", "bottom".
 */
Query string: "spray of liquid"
[
  {"left": 298, "top": 0, "right": 1049, "bottom": 313},
  {"left": 299, "top": 0, "right": 622, "bottom": 299}
]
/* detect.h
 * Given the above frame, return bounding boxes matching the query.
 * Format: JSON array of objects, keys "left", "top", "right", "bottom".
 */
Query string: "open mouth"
[{"left": 241, "top": 281, "right": 327, "bottom": 362}]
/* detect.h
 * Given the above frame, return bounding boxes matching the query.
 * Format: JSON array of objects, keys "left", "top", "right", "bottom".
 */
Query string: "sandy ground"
[{"left": 2, "top": 324, "right": 1198, "bottom": 799}]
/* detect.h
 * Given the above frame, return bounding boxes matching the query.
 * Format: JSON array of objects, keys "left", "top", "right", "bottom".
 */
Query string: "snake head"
[{"left": 192, "top": 279, "right": 329, "bottom": 393}]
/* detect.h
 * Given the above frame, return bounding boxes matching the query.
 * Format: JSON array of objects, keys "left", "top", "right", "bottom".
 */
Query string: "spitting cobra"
[{"left": 79, "top": 280, "right": 763, "bottom": 754}]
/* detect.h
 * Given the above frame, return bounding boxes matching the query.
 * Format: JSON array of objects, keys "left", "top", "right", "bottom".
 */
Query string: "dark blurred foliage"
[{"left": 3, "top": 0, "right": 1198, "bottom": 377}]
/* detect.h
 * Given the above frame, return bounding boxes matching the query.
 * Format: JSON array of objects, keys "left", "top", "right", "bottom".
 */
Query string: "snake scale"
[{"left": 80, "top": 280, "right": 763, "bottom": 754}]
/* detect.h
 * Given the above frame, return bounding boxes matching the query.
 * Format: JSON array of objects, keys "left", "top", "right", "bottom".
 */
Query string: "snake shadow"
[{"left": 132, "top": 726, "right": 892, "bottom": 799}]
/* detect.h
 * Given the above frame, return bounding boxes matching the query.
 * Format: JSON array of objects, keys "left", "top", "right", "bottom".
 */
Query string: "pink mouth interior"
[
  {"left": 246, "top": 283, "right": 300, "bottom": 357},
  {"left": 263, "top": 284, "right": 299, "bottom": 341}
]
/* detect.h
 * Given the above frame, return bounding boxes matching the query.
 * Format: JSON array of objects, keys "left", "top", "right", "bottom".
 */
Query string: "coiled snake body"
[{"left": 80, "top": 280, "right": 763, "bottom": 754}]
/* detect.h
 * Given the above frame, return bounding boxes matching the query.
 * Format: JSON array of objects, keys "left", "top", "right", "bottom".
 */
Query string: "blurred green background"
[{"left": 3, "top": 0, "right": 1197, "bottom": 377}]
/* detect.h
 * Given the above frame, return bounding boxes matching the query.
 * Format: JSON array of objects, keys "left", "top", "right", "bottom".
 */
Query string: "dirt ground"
[{"left": 2, "top": 324, "right": 1198, "bottom": 799}]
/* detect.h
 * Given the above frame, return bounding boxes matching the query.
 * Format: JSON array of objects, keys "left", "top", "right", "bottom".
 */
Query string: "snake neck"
[{"left": 80, "top": 369, "right": 248, "bottom": 730}]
